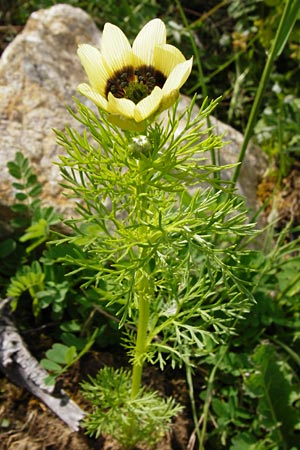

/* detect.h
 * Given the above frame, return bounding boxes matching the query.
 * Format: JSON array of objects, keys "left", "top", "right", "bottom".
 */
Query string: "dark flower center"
[{"left": 105, "top": 65, "right": 166, "bottom": 104}]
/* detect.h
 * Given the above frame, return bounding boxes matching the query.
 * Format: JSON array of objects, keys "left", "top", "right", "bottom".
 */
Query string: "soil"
[
  {"left": 0, "top": 346, "right": 197, "bottom": 450},
  {"left": 257, "top": 161, "right": 300, "bottom": 237}
]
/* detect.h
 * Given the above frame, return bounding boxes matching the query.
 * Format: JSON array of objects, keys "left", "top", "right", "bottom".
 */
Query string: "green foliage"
[
  {"left": 2, "top": 2, "right": 300, "bottom": 448},
  {"left": 41, "top": 343, "right": 77, "bottom": 383},
  {"left": 198, "top": 341, "right": 300, "bottom": 448},
  {"left": 81, "top": 366, "right": 182, "bottom": 449},
  {"left": 7, "top": 150, "right": 43, "bottom": 228},
  {"left": 4, "top": 152, "right": 62, "bottom": 315},
  {"left": 6, "top": 261, "right": 45, "bottom": 315},
  {"left": 56, "top": 98, "right": 256, "bottom": 371},
  {"left": 0, "top": 152, "right": 60, "bottom": 296},
  {"left": 78, "top": 0, "right": 163, "bottom": 38},
  {"left": 40, "top": 333, "right": 97, "bottom": 385},
  {"left": 245, "top": 343, "right": 300, "bottom": 448},
  {"left": 2, "top": 151, "right": 119, "bottom": 371},
  {"left": 196, "top": 226, "right": 300, "bottom": 449},
  {"left": 0, "top": 238, "right": 19, "bottom": 293},
  {"left": 54, "top": 95, "right": 260, "bottom": 446},
  {"left": 255, "top": 89, "right": 300, "bottom": 175},
  {"left": 6, "top": 151, "right": 60, "bottom": 250}
]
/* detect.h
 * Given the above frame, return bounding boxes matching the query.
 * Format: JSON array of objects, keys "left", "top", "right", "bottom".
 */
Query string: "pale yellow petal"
[
  {"left": 134, "top": 86, "right": 163, "bottom": 122},
  {"left": 107, "top": 92, "right": 135, "bottom": 118},
  {"left": 77, "top": 44, "right": 109, "bottom": 96},
  {"left": 101, "top": 23, "right": 134, "bottom": 73},
  {"left": 108, "top": 115, "right": 147, "bottom": 132},
  {"left": 77, "top": 83, "right": 108, "bottom": 111},
  {"left": 132, "top": 18, "right": 166, "bottom": 65},
  {"left": 153, "top": 44, "right": 186, "bottom": 77},
  {"left": 162, "top": 57, "right": 193, "bottom": 95},
  {"left": 159, "top": 90, "right": 179, "bottom": 112}
]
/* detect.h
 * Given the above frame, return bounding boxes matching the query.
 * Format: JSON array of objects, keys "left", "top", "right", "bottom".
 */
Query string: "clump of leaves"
[
  {"left": 7, "top": 151, "right": 59, "bottom": 247},
  {"left": 81, "top": 366, "right": 182, "bottom": 449},
  {"left": 2, "top": 151, "right": 120, "bottom": 383},
  {"left": 196, "top": 225, "right": 300, "bottom": 449},
  {"left": 245, "top": 343, "right": 300, "bottom": 448}
]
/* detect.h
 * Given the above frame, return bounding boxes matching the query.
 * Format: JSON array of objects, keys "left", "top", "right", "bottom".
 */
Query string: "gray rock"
[
  {"left": 0, "top": 4, "right": 101, "bottom": 227},
  {"left": 0, "top": 4, "right": 267, "bottom": 233}
]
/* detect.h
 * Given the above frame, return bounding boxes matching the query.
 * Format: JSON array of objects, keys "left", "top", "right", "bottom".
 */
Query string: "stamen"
[{"left": 105, "top": 65, "right": 166, "bottom": 103}]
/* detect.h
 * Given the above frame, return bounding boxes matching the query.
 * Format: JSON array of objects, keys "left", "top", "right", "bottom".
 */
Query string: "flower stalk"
[{"left": 131, "top": 270, "right": 151, "bottom": 398}]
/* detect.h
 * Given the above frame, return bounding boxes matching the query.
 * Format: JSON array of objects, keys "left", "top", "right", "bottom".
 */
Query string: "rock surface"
[
  {"left": 0, "top": 4, "right": 101, "bottom": 232},
  {"left": 0, "top": 4, "right": 267, "bottom": 234}
]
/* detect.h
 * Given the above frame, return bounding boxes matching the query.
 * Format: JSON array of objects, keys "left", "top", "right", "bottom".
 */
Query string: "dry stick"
[{"left": 0, "top": 298, "right": 85, "bottom": 432}]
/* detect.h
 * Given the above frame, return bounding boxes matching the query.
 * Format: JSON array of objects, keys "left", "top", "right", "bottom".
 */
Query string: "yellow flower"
[{"left": 77, "top": 19, "right": 193, "bottom": 131}]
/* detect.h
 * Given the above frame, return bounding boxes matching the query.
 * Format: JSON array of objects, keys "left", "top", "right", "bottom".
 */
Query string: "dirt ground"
[
  {"left": 0, "top": 348, "right": 197, "bottom": 450},
  {"left": 257, "top": 162, "right": 300, "bottom": 238}
]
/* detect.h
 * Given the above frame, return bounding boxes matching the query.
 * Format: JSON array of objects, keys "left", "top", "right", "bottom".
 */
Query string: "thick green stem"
[
  {"left": 131, "top": 289, "right": 150, "bottom": 398},
  {"left": 130, "top": 158, "right": 153, "bottom": 398}
]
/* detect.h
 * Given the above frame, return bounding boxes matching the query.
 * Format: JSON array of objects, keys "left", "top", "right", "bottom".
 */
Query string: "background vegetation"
[{"left": 1, "top": 1, "right": 300, "bottom": 449}]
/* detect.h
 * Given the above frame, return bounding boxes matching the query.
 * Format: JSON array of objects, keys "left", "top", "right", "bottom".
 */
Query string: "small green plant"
[
  {"left": 6, "top": 150, "right": 60, "bottom": 246},
  {"left": 194, "top": 222, "right": 300, "bottom": 449},
  {"left": 1, "top": 151, "right": 59, "bottom": 297},
  {"left": 7, "top": 150, "right": 43, "bottom": 228},
  {"left": 40, "top": 334, "right": 99, "bottom": 385},
  {"left": 255, "top": 88, "right": 300, "bottom": 175},
  {"left": 51, "top": 17, "right": 261, "bottom": 448},
  {"left": 3, "top": 151, "right": 118, "bottom": 378},
  {"left": 81, "top": 366, "right": 182, "bottom": 448}
]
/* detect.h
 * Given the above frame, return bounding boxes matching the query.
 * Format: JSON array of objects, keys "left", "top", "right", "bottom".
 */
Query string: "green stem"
[
  {"left": 129, "top": 157, "right": 153, "bottom": 399},
  {"left": 231, "top": 0, "right": 300, "bottom": 188},
  {"left": 199, "top": 345, "right": 228, "bottom": 450},
  {"left": 131, "top": 287, "right": 150, "bottom": 398}
]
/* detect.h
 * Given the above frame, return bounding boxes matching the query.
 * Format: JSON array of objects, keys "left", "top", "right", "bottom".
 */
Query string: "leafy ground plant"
[{"left": 2, "top": 151, "right": 119, "bottom": 375}]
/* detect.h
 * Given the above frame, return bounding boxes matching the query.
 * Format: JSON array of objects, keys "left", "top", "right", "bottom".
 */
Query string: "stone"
[
  {"left": 0, "top": 4, "right": 101, "bottom": 233},
  {"left": 162, "top": 95, "right": 267, "bottom": 212},
  {"left": 0, "top": 4, "right": 267, "bottom": 235}
]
